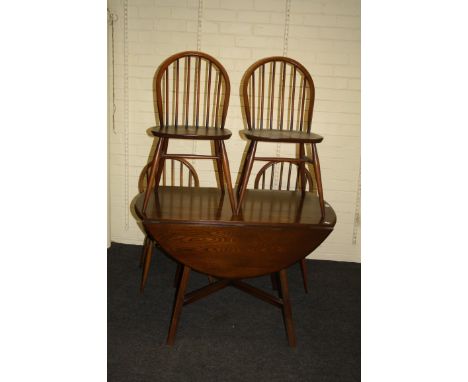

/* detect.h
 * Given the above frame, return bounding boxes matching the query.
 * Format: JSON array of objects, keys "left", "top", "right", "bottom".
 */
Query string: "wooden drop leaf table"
[{"left": 134, "top": 187, "right": 336, "bottom": 347}]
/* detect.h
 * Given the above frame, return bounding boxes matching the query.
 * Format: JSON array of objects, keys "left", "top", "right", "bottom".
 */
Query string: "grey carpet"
[{"left": 108, "top": 242, "right": 360, "bottom": 382}]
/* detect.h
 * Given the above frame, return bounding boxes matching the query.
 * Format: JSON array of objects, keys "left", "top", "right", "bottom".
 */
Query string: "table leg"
[
  {"left": 173, "top": 263, "right": 182, "bottom": 288},
  {"left": 140, "top": 236, "right": 150, "bottom": 269},
  {"left": 278, "top": 269, "right": 296, "bottom": 347},
  {"left": 299, "top": 259, "right": 309, "bottom": 293},
  {"left": 140, "top": 239, "right": 154, "bottom": 293},
  {"left": 167, "top": 265, "right": 191, "bottom": 346}
]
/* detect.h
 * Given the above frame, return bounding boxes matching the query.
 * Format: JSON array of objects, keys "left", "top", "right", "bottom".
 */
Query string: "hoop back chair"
[
  {"left": 254, "top": 160, "right": 314, "bottom": 192},
  {"left": 237, "top": 57, "right": 325, "bottom": 216},
  {"left": 142, "top": 51, "right": 237, "bottom": 214},
  {"left": 139, "top": 159, "right": 200, "bottom": 293},
  {"left": 254, "top": 160, "right": 314, "bottom": 293}
]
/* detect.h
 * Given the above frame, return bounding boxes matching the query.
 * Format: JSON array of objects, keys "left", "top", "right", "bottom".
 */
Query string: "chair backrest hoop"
[
  {"left": 139, "top": 158, "right": 200, "bottom": 192},
  {"left": 155, "top": 51, "right": 231, "bottom": 129},
  {"left": 253, "top": 160, "right": 314, "bottom": 192},
  {"left": 241, "top": 56, "right": 315, "bottom": 133}
]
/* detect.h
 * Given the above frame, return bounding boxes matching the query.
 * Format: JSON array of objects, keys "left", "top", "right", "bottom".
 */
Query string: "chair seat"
[
  {"left": 151, "top": 125, "right": 232, "bottom": 140},
  {"left": 242, "top": 129, "right": 323, "bottom": 143}
]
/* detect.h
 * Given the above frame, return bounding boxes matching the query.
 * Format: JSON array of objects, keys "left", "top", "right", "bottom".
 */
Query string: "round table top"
[
  {"left": 135, "top": 186, "right": 336, "bottom": 228},
  {"left": 134, "top": 187, "right": 336, "bottom": 279}
]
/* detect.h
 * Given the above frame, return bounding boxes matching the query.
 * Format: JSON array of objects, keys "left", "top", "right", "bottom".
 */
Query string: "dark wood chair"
[
  {"left": 139, "top": 158, "right": 201, "bottom": 293},
  {"left": 236, "top": 56, "right": 325, "bottom": 217},
  {"left": 142, "top": 51, "right": 237, "bottom": 215},
  {"left": 254, "top": 160, "right": 314, "bottom": 293}
]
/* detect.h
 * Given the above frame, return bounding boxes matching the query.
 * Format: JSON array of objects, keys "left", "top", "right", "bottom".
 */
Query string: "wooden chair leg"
[
  {"left": 299, "top": 259, "right": 309, "bottom": 293},
  {"left": 167, "top": 265, "right": 191, "bottom": 346},
  {"left": 311, "top": 143, "right": 325, "bottom": 218},
  {"left": 219, "top": 141, "right": 237, "bottom": 214},
  {"left": 278, "top": 269, "right": 297, "bottom": 347},
  {"left": 154, "top": 138, "right": 169, "bottom": 188},
  {"left": 236, "top": 140, "right": 257, "bottom": 195},
  {"left": 299, "top": 143, "right": 307, "bottom": 193},
  {"left": 142, "top": 138, "right": 166, "bottom": 212},
  {"left": 140, "top": 236, "right": 150, "bottom": 268},
  {"left": 236, "top": 143, "right": 252, "bottom": 194},
  {"left": 140, "top": 240, "right": 154, "bottom": 293},
  {"left": 236, "top": 141, "right": 257, "bottom": 214},
  {"left": 214, "top": 141, "right": 225, "bottom": 192}
]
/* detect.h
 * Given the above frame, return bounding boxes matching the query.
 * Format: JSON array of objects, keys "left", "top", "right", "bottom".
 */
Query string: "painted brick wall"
[{"left": 108, "top": 0, "right": 361, "bottom": 262}]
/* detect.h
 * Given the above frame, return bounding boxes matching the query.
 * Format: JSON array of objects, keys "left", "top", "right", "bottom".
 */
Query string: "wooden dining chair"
[
  {"left": 236, "top": 56, "right": 325, "bottom": 217},
  {"left": 254, "top": 160, "right": 314, "bottom": 293},
  {"left": 142, "top": 51, "right": 237, "bottom": 215},
  {"left": 139, "top": 158, "right": 200, "bottom": 293}
]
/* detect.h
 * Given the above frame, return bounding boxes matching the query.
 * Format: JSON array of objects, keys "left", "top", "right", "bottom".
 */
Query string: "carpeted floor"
[{"left": 108, "top": 242, "right": 360, "bottom": 382}]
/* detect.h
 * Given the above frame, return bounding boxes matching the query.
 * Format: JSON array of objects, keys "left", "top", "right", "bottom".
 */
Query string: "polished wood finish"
[
  {"left": 231, "top": 280, "right": 283, "bottom": 308},
  {"left": 299, "top": 143, "right": 306, "bottom": 193},
  {"left": 143, "top": 138, "right": 164, "bottom": 212},
  {"left": 236, "top": 141, "right": 257, "bottom": 214},
  {"left": 137, "top": 187, "right": 334, "bottom": 228},
  {"left": 140, "top": 236, "right": 150, "bottom": 268},
  {"left": 219, "top": 141, "right": 237, "bottom": 215},
  {"left": 167, "top": 265, "right": 191, "bottom": 345},
  {"left": 278, "top": 269, "right": 296, "bottom": 347},
  {"left": 214, "top": 141, "right": 225, "bottom": 192},
  {"left": 139, "top": 158, "right": 200, "bottom": 191},
  {"left": 169, "top": 272, "right": 297, "bottom": 346},
  {"left": 134, "top": 187, "right": 336, "bottom": 346},
  {"left": 184, "top": 279, "right": 230, "bottom": 306},
  {"left": 253, "top": 161, "right": 313, "bottom": 192},
  {"left": 241, "top": 56, "right": 314, "bottom": 133},
  {"left": 142, "top": 51, "right": 237, "bottom": 214},
  {"left": 237, "top": 56, "right": 325, "bottom": 216},
  {"left": 142, "top": 222, "right": 330, "bottom": 279},
  {"left": 312, "top": 143, "right": 326, "bottom": 218},
  {"left": 139, "top": 159, "right": 199, "bottom": 293},
  {"left": 140, "top": 237, "right": 154, "bottom": 293},
  {"left": 155, "top": 52, "right": 230, "bottom": 129},
  {"left": 242, "top": 129, "right": 323, "bottom": 143},
  {"left": 151, "top": 125, "right": 232, "bottom": 140},
  {"left": 254, "top": 160, "right": 315, "bottom": 293}
]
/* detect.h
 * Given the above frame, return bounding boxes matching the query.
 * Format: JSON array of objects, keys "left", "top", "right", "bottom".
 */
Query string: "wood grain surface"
[{"left": 135, "top": 187, "right": 336, "bottom": 279}]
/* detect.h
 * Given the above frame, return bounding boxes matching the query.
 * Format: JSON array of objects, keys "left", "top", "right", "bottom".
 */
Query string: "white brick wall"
[{"left": 108, "top": 0, "right": 361, "bottom": 262}]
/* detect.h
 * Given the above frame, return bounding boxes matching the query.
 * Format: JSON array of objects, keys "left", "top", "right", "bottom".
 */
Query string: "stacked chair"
[
  {"left": 142, "top": 51, "right": 237, "bottom": 215},
  {"left": 138, "top": 159, "right": 200, "bottom": 293},
  {"left": 254, "top": 160, "right": 316, "bottom": 293},
  {"left": 236, "top": 57, "right": 325, "bottom": 218},
  {"left": 140, "top": 52, "right": 326, "bottom": 294}
]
